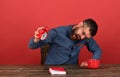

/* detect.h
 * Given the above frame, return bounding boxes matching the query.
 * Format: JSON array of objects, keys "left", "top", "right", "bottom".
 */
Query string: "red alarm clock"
[
  {"left": 87, "top": 59, "right": 100, "bottom": 69},
  {"left": 36, "top": 27, "right": 48, "bottom": 40}
]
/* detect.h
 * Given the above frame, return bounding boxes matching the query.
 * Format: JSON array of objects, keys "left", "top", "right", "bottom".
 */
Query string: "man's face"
[{"left": 70, "top": 22, "right": 92, "bottom": 40}]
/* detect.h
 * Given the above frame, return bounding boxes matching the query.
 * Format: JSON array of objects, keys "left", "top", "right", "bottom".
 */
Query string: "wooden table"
[{"left": 0, "top": 64, "right": 119, "bottom": 77}]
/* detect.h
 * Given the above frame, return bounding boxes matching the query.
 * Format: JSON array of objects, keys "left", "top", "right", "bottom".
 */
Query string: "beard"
[{"left": 70, "top": 28, "right": 81, "bottom": 40}]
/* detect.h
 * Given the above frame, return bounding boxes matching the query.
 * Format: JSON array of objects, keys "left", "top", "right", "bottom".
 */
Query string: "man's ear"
[
  {"left": 72, "top": 25, "right": 78, "bottom": 30},
  {"left": 78, "top": 22, "right": 83, "bottom": 27}
]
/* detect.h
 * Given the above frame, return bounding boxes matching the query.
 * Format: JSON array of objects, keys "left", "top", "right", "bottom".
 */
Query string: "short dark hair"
[{"left": 83, "top": 18, "right": 98, "bottom": 37}]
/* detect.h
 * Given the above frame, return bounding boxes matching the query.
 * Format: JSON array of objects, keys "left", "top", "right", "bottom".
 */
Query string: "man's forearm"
[
  {"left": 28, "top": 38, "right": 40, "bottom": 49},
  {"left": 92, "top": 49, "right": 102, "bottom": 59}
]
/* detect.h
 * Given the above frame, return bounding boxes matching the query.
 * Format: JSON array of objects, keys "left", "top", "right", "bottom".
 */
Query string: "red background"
[{"left": 0, "top": 0, "right": 120, "bottom": 64}]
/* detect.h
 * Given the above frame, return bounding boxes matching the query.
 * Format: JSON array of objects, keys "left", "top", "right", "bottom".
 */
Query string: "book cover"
[{"left": 49, "top": 67, "right": 66, "bottom": 75}]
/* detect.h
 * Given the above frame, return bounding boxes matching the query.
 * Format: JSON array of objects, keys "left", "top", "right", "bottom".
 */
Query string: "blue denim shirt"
[{"left": 28, "top": 25, "right": 102, "bottom": 64}]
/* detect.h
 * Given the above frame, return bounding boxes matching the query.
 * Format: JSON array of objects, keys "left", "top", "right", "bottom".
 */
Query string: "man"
[{"left": 28, "top": 18, "right": 102, "bottom": 68}]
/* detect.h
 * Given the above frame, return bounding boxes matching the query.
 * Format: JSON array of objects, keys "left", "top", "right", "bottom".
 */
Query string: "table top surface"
[{"left": 0, "top": 64, "right": 120, "bottom": 77}]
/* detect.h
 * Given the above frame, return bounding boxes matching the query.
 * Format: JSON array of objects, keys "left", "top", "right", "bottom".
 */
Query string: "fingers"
[
  {"left": 34, "top": 31, "right": 39, "bottom": 39},
  {"left": 80, "top": 62, "right": 88, "bottom": 67},
  {"left": 36, "top": 26, "right": 46, "bottom": 32},
  {"left": 34, "top": 26, "right": 45, "bottom": 38},
  {"left": 80, "top": 59, "right": 100, "bottom": 69},
  {"left": 34, "top": 26, "right": 49, "bottom": 40}
]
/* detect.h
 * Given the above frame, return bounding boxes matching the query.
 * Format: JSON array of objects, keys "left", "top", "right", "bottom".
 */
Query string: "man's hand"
[
  {"left": 80, "top": 61, "right": 88, "bottom": 67},
  {"left": 80, "top": 59, "right": 100, "bottom": 69}
]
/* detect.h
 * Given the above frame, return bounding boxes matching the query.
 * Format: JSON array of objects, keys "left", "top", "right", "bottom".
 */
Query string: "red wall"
[{"left": 0, "top": 0, "right": 120, "bottom": 64}]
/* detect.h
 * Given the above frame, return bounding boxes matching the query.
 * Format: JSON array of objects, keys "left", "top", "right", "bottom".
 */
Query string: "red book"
[{"left": 49, "top": 67, "right": 66, "bottom": 75}]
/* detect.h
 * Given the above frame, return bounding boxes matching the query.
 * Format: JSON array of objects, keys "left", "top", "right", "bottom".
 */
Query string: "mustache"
[
  {"left": 70, "top": 28, "right": 81, "bottom": 40},
  {"left": 74, "top": 34, "right": 81, "bottom": 40},
  {"left": 70, "top": 34, "right": 81, "bottom": 40}
]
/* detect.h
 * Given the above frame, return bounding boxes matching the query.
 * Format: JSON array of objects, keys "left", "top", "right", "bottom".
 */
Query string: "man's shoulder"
[
  {"left": 56, "top": 24, "right": 73, "bottom": 29},
  {"left": 54, "top": 24, "right": 74, "bottom": 31},
  {"left": 84, "top": 38, "right": 96, "bottom": 43}
]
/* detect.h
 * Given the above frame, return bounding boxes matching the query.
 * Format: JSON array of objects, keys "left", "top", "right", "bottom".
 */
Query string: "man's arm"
[
  {"left": 85, "top": 38, "right": 102, "bottom": 59},
  {"left": 28, "top": 28, "right": 57, "bottom": 49},
  {"left": 80, "top": 38, "right": 102, "bottom": 68}
]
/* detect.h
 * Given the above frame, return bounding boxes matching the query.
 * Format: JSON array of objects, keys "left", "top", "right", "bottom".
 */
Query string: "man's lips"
[{"left": 73, "top": 34, "right": 81, "bottom": 40}]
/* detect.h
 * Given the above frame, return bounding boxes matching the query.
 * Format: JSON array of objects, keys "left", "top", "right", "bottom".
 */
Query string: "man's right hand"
[
  {"left": 80, "top": 61, "right": 88, "bottom": 67},
  {"left": 80, "top": 59, "right": 100, "bottom": 69}
]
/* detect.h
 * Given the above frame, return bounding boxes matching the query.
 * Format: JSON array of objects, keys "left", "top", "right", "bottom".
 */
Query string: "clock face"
[{"left": 41, "top": 32, "right": 47, "bottom": 40}]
